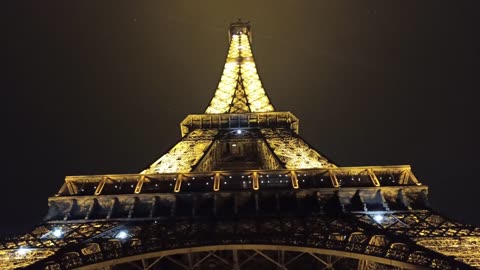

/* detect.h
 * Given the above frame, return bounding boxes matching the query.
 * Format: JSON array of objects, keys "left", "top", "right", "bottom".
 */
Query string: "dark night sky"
[{"left": 2, "top": 1, "right": 479, "bottom": 234}]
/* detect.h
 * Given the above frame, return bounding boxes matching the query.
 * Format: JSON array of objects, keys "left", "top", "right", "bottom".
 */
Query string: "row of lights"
[
  {"left": 113, "top": 185, "right": 135, "bottom": 189},
  {"left": 76, "top": 173, "right": 400, "bottom": 192},
  {"left": 78, "top": 174, "right": 399, "bottom": 194},
  {"left": 18, "top": 228, "right": 131, "bottom": 256},
  {"left": 17, "top": 227, "right": 65, "bottom": 256},
  {"left": 16, "top": 217, "right": 387, "bottom": 255},
  {"left": 80, "top": 184, "right": 135, "bottom": 192}
]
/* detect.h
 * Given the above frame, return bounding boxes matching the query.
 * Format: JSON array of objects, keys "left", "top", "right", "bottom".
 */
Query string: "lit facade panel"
[
  {"left": 261, "top": 128, "right": 336, "bottom": 169},
  {"left": 205, "top": 32, "right": 274, "bottom": 114},
  {"left": 141, "top": 129, "right": 218, "bottom": 174},
  {"left": 416, "top": 237, "right": 480, "bottom": 267},
  {"left": 0, "top": 249, "right": 57, "bottom": 269}
]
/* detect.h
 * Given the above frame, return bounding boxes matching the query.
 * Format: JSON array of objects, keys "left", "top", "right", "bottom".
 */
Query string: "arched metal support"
[{"left": 74, "top": 245, "right": 431, "bottom": 270}]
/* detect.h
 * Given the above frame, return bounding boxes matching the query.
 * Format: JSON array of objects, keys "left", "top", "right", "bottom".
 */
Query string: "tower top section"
[
  {"left": 142, "top": 21, "right": 335, "bottom": 175},
  {"left": 205, "top": 21, "right": 275, "bottom": 114},
  {"left": 228, "top": 20, "right": 252, "bottom": 43}
]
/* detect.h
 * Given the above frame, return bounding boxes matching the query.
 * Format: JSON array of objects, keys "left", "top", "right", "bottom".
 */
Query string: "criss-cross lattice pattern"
[
  {"left": 13, "top": 215, "right": 473, "bottom": 270},
  {"left": 354, "top": 210, "right": 480, "bottom": 267},
  {"left": 0, "top": 222, "right": 119, "bottom": 269},
  {"left": 205, "top": 28, "right": 274, "bottom": 114},
  {"left": 142, "top": 130, "right": 218, "bottom": 174},
  {"left": 261, "top": 129, "right": 336, "bottom": 169}
]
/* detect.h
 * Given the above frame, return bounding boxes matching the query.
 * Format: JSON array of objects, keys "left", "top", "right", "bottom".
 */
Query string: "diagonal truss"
[
  {"left": 354, "top": 211, "right": 480, "bottom": 267},
  {"left": 7, "top": 213, "right": 476, "bottom": 270},
  {"left": 261, "top": 128, "right": 336, "bottom": 169},
  {"left": 205, "top": 22, "right": 274, "bottom": 114},
  {"left": 0, "top": 222, "right": 120, "bottom": 269},
  {"left": 141, "top": 130, "right": 218, "bottom": 174}
]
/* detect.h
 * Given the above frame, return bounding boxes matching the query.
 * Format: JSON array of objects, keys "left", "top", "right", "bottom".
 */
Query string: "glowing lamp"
[
  {"left": 116, "top": 230, "right": 129, "bottom": 239},
  {"left": 52, "top": 228, "right": 63, "bottom": 238},
  {"left": 373, "top": 214, "right": 384, "bottom": 223},
  {"left": 16, "top": 247, "right": 31, "bottom": 256}
]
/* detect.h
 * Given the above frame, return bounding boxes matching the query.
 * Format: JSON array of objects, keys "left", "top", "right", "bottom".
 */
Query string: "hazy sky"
[{"left": 2, "top": 1, "right": 478, "bottom": 234}]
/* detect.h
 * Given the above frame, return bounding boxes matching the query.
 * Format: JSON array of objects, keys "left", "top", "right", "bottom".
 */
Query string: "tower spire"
[{"left": 205, "top": 21, "right": 275, "bottom": 114}]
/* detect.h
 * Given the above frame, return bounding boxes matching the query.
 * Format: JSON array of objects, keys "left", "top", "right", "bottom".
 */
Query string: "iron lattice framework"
[
  {"left": 1, "top": 21, "right": 479, "bottom": 270},
  {"left": 205, "top": 21, "right": 274, "bottom": 114}
]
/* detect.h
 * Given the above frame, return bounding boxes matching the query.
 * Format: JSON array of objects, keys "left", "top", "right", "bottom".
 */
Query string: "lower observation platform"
[
  {"left": 48, "top": 165, "right": 425, "bottom": 222},
  {"left": 3, "top": 165, "right": 479, "bottom": 269}
]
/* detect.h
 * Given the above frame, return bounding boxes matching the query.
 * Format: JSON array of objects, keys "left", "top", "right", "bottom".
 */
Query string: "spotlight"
[
  {"left": 116, "top": 230, "right": 129, "bottom": 239},
  {"left": 52, "top": 228, "right": 63, "bottom": 238},
  {"left": 16, "top": 247, "right": 31, "bottom": 256},
  {"left": 373, "top": 214, "right": 384, "bottom": 223}
]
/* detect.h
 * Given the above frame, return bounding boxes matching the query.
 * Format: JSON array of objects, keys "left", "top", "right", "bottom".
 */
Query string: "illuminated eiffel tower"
[{"left": 1, "top": 21, "right": 479, "bottom": 270}]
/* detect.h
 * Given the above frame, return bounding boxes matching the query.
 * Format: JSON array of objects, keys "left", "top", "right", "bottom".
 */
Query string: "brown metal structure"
[{"left": 1, "top": 21, "right": 479, "bottom": 270}]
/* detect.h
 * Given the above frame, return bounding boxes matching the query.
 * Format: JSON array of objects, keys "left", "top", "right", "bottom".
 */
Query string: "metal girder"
[
  {"left": 253, "top": 249, "right": 286, "bottom": 269},
  {"left": 39, "top": 245, "right": 436, "bottom": 270},
  {"left": 354, "top": 210, "right": 480, "bottom": 267},
  {"left": 11, "top": 212, "right": 474, "bottom": 270},
  {"left": 239, "top": 249, "right": 258, "bottom": 267},
  {"left": 45, "top": 185, "right": 429, "bottom": 224},
  {"left": 101, "top": 249, "right": 404, "bottom": 270},
  {"left": 205, "top": 24, "right": 274, "bottom": 114},
  {"left": 192, "top": 251, "right": 215, "bottom": 268},
  {"left": 141, "top": 130, "right": 218, "bottom": 174},
  {"left": 0, "top": 222, "right": 120, "bottom": 269},
  {"left": 57, "top": 165, "right": 420, "bottom": 196},
  {"left": 179, "top": 112, "right": 299, "bottom": 136},
  {"left": 261, "top": 128, "right": 336, "bottom": 169},
  {"left": 232, "top": 249, "right": 240, "bottom": 270},
  {"left": 129, "top": 250, "right": 398, "bottom": 270}
]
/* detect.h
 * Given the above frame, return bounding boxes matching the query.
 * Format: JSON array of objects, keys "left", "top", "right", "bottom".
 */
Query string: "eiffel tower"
[{"left": 1, "top": 21, "right": 479, "bottom": 270}]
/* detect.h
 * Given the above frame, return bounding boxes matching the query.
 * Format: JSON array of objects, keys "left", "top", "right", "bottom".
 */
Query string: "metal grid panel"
[
  {"left": 355, "top": 210, "right": 480, "bottom": 267},
  {"left": 261, "top": 129, "right": 336, "bottom": 169},
  {"left": 4, "top": 214, "right": 472, "bottom": 269},
  {"left": 205, "top": 29, "right": 274, "bottom": 114},
  {"left": 142, "top": 130, "right": 218, "bottom": 174}
]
